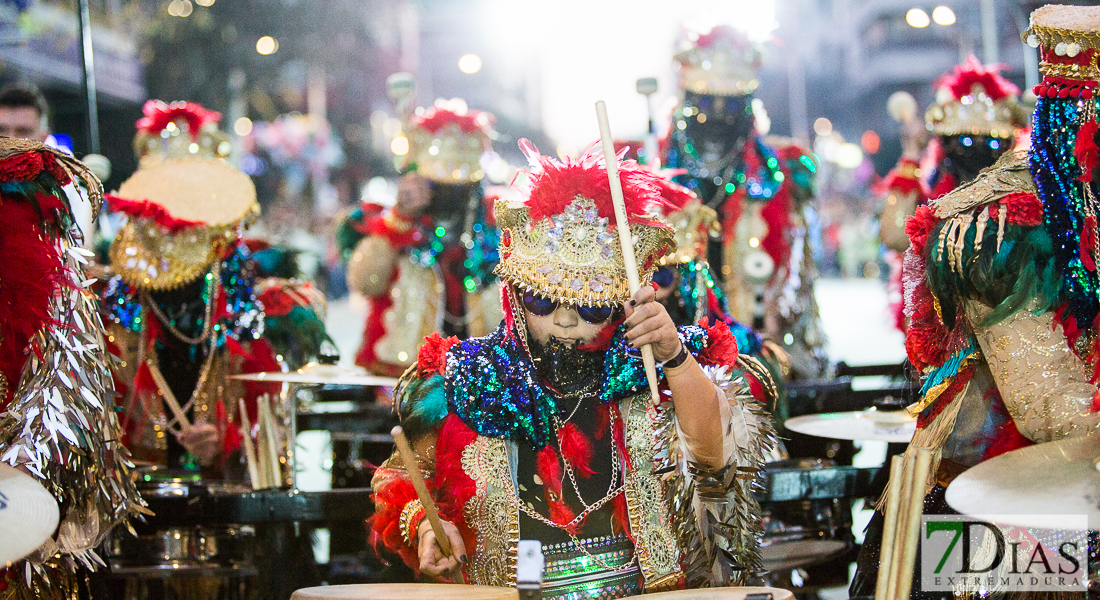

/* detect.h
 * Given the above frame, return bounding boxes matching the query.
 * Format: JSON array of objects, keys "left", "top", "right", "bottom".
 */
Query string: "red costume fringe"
[{"left": 105, "top": 194, "right": 205, "bottom": 232}]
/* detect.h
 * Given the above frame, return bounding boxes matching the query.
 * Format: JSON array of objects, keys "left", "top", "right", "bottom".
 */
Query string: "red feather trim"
[
  {"left": 417, "top": 333, "right": 460, "bottom": 377},
  {"left": 547, "top": 497, "right": 579, "bottom": 533},
  {"left": 515, "top": 139, "right": 677, "bottom": 228},
  {"left": 593, "top": 404, "right": 611, "bottom": 441},
  {"left": 355, "top": 266, "right": 399, "bottom": 371},
  {"left": 653, "top": 177, "right": 697, "bottom": 212},
  {"left": 699, "top": 318, "right": 739, "bottom": 367},
  {"left": 536, "top": 445, "right": 563, "bottom": 495},
  {"left": 136, "top": 100, "right": 221, "bottom": 139},
  {"left": 412, "top": 104, "right": 495, "bottom": 136},
  {"left": 558, "top": 423, "right": 595, "bottom": 478},
  {"left": 435, "top": 414, "right": 479, "bottom": 519},
  {"left": 577, "top": 319, "right": 623, "bottom": 352},
  {"left": 873, "top": 157, "right": 925, "bottom": 197},
  {"left": 693, "top": 25, "right": 752, "bottom": 50},
  {"left": 0, "top": 201, "right": 67, "bottom": 407},
  {"left": 106, "top": 194, "right": 205, "bottom": 232},
  {"left": 1081, "top": 215, "right": 1098, "bottom": 272},
  {"left": 935, "top": 56, "right": 1020, "bottom": 102},
  {"left": 906, "top": 205, "right": 940, "bottom": 254},
  {"left": 760, "top": 188, "right": 793, "bottom": 272},
  {"left": 367, "top": 473, "right": 422, "bottom": 570},
  {"left": 905, "top": 275, "right": 951, "bottom": 372},
  {"left": 1075, "top": 118, "right": 1100, "bottom": 183}
]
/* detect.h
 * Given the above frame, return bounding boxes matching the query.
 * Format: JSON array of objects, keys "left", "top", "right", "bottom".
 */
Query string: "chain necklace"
[{"left": 143, "top": 261, "right": 222, "bottom": 346}]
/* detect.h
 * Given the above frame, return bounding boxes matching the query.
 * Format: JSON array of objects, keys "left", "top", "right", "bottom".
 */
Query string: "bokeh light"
[
  {"left": 932, "top": 6, "right": 956, "bottom": 26},
  {"left": 813, "top": 117, "right": 833, "bottom": 137},
  {"left": 458, "top": 54, "right": 482, "bottom": 74},
  {"left": 906, "top": 8, "right": 930, "bottom": 28},
  {"left": 256, "top": 36, "right": 279, "bottom": 55},
  {"left": 233, "top": 117, "right": 253, "bottom": 137}
]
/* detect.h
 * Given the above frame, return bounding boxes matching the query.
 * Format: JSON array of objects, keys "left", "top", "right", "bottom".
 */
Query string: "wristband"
[
  {"left": 662, "top": 343, "right": 691, "bottom": 371},
  {"left": 399, "top": 499, "right": 426, "bottom": 547}
]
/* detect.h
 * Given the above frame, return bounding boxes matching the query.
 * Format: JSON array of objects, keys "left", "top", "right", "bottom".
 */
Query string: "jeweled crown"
[
  {"left": 925, "top": 57, "right": 1026, "bottom": 138},
  {"left": 494, "top": 141, "right": 676, "bottom": 306},
  {"left": 674, "top": 25, "right": 763, "bottom": 97},
  {"left": 406, "top": 99, "right": 494, "bottom": 184},
  {"left": 133, "top": 100, "right": 232, "bottom": 164}
]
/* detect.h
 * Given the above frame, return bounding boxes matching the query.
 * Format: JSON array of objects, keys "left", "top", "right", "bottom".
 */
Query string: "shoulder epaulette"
[{"left": 931, "top": 150, "right": 1034, "bottom": 219}]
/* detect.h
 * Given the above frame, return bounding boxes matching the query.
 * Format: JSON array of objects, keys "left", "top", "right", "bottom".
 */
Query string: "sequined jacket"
[
  {"left": 341, "top": 202, "right": 503, "bottom": 377},
  {"left": 900, "top": 150, "right": 1100, "bottom": 493},
  {"left": 369, "top": 322, "right": 776, "bottom": 590}
]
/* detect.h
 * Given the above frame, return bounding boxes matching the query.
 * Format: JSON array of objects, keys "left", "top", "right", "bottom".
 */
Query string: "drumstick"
[
  {"left": 595, "top": 100, "right": 661, "bottom": 406},
  {"left": 875, "top": 454, "right": 904, "bottom": 600},
  {"left": 391, "top": 426, "right": 453, "bottom": 558},
  {"left": 146, "top": 361, "right": 192, "bottom": 432},
  {"left": 239, "top": 398, "right": 261, "bottom": 489},
  {"left": 259, "top": 397, "right": 283, "bottom": 487},
  {"left": 888, "top": 451, "right": 917, "bottom": 600},
  {"left": 896, "top": 448, "right": 932, "bottom": 600}
]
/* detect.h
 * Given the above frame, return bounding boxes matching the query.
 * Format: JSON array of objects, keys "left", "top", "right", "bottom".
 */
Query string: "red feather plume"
[
  {"left": 515, "top": 139, "right": 677, "bottom": 226},
  {"left": 1075, "top": 118, "right": 1099, "bottom": 183},
  {"left": 411, "top": 104, "right": 495, "bottom": 136},
  {"left": 136, "top": 100, "right": 222, "bottom": 140},
  {"left": 536, "top": 445, "right": 563, "bottom": 496},
  {"left": 935, "top": 55, "right": 1019, "bottom": 102},
  {"left": 654, "top": 177, "right": 697, "bottom": 212},
  {"left": 0, "top": 200, "right": 68, "bottom": 406},
  {"left": 557, "top": 422, "right": 595, "bottom": 478}
]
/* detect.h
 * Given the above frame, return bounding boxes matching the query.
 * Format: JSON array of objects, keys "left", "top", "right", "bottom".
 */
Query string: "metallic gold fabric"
[
  {"left": 967, "top": 301, "right": 1100, "bottom": 443},
  {"left": 461, "top": 435, "right": 519, "bottom": 587}
]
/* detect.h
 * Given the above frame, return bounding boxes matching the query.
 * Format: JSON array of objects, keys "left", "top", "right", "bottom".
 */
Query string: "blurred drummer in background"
[
  {"left": 370, "top": 140, "right": 776, "bottom": 595},
  {"left": 0, "top": 139, "right": 142, "bottom": 599},
  {"left": 98, "top": 100, "right": 328, "bottom": 477},
  {"left": 340, "top": 99, "right": 502, "bottom": 377}
]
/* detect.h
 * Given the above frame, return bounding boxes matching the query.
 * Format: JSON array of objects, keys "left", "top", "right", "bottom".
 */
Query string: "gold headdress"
[
  {"left": 651, "top": 177, "right": 717, "bottom": 265},
  {"left": 494, "top": 141, "right": 676, "bottom": 306},
  {"left": 107, "top": 100, "right": 258, "bottom": 291},
  {"left": 404, "top": 99, "right": 495, "bottom": 184},
  {"left": 925, "top": 56, "right": 1027, "bottom": 138},
  {"left": 674, "top": 25, "right": 763, "bottom": 97},
  {"left": 1024, "top": 4, "right": 1100, "bottom": 95}
]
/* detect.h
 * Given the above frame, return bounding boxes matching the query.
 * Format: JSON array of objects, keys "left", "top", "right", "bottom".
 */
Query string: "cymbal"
[
  {"left": 230, "top": 361, "right": 400, "bottom": 388},
  {"left": 784, "top": 409, "right": 916, "bottom": 443},
  {"left": 0, "top": 464, "right": 60, "bottom": 565},
  {"left": 946, "top": 435, "right": 1100, "bottom": 529}
]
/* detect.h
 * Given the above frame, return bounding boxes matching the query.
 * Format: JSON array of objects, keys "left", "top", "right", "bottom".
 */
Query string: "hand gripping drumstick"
[
  {"left": 596, "top": 100, "right": 662, "bottom": 406},
  {"left": 391, "top": 425, "right": 462, "bottom": 580}
]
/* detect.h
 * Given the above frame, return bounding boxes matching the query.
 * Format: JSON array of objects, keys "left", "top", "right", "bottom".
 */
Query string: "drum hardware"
[
  {"left": 784, "top": 410, "right": 916, "bottom": 444},
  {"left": 0, "top": 463, "right": 60, "bottom": 565},
  {"left": 289, "top": 584, "right": 793, "bottom": 600}
]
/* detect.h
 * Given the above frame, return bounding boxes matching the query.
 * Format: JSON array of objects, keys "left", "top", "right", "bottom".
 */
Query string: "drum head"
[
  {"left": 0, "top": 464, "right": 60, "bottom": 565},
  {"left": 761, "top": 539, "right": 850, "bottom": 573},
  {"left": 643, "top": 586, "right": 794, "bottom": 599},
  {"left": 291, "top": 584, "right": 519, "bottom": 600}
]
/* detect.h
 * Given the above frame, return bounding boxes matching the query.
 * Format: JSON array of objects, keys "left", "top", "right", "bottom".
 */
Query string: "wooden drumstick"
[
  {"left": 239, "top": 398, "right": 261, "bottom": 489},
  {"left": 896, "top": 448, "right": 932, "bottom": 600},
  {"left": 595, "top": 100, "right": 661, "bottom": 406},
  {"left": 875, "top": 454, "right": 904, "bottom": 600},
  {"left": 391, "top": 426, "right": 454, "bottom": 558},
  {"left": 146, "top": 360, "right": 192, "bottom": 433}
]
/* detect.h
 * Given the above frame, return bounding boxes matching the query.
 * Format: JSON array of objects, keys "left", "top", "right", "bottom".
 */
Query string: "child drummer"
[{"left": 370, "top": 141, "right": 776, "bottom": 595}]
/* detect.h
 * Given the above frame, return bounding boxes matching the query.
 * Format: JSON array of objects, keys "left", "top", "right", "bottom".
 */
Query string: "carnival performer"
[
  {"left": 369, "top": 141, "right": 775, "bottom": 596},
  {"left": 652, "top": 177, "right": 782, "bottom": 413},
  {"left": 852, "top": 6, "right": 1100, "bottom": 596},
  {"left": 0, "top": 139, "right": 142, "bottom": 599},
  {"left": 878, "top": 58, "right": 1027, "bottom": 331},
  {"left": 340, "top": 100, "right": 501, "bottom": 377},
  {"left": 663, "top": 25, "right": 827, "bottom": 377},
  {"left": 99, "top": 100, "right": 327, "bottom": 477}
]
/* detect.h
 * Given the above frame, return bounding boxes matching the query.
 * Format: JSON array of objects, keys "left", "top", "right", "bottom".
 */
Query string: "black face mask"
[
  {"left": 682, "top": 92, "right": 755, "bottom": 165},
  {"left": 530, "top": 335, "right": 605, "bottom": 397},
  {"left": 939, "top": 134, "right": 1011, "bottom": 183},
  {"left": 424, "top": 182, "right": 479, "bottom": 240}
]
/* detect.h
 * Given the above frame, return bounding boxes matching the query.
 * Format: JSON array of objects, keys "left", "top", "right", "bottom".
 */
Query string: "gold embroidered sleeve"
[{"left": 967, "top": 301, "right": 1100, "bottom": 443}]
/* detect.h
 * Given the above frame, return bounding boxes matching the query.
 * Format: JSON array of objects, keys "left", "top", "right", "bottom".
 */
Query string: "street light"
[
  {"left": 906, "top": 8, "right": 931, "bottom": 28},
  {"left": 932, "top": 6, "right": 956, "bottom": 26}
]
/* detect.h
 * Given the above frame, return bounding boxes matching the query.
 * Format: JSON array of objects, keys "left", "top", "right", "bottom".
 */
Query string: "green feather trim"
[
  {"left": 399, "top": 374, "right": 448, "bottom": 438},
  {"left": 925, "top": 215, "right": 1059, "bottom": 329},
  {"left": 335, "top": 208, "right": 366, "bottom": 264}
]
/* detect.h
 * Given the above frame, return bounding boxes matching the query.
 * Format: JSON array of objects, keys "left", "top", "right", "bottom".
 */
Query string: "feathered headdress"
[
  {"left": 652, "top": 176, "right": 718, "bottom": 265},
  {"left": 107, "top": 100, "right": 257, "bottom": 290},
  {"left": 493, "top": 140, "right": 676, "bottom": 306},
  {"left": 925, "top": 56, "right": 1026, "bottom": 138},
  {"left": 404, "top": 98, "right": 495, "bottom": 183},
  {"left": 674, "top": 25, "right": 763, "bottom": 96}
]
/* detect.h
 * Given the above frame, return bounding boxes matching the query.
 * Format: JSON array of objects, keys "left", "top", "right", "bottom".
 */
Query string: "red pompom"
[
  {"left": 1075, "top": 118, "right": 1100, "bottom": 183},
  {"left": 536, "top": 445, "right": 563, "bottom": 496},
  {"left": 416, "top": 333, "right": 460, "bottom": 377},
  {"left": 557, "top": 423, "right": 594, "bottom": 478},
  {"left": 699, "top": 319, "right": 739, "bottom": 367}
]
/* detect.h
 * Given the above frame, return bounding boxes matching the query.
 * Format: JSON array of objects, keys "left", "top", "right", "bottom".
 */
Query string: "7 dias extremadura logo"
[{"left": 920, "top": 515, "right": 1087, "bottom": 593}]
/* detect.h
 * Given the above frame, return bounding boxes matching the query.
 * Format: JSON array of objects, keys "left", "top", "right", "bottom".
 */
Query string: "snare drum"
[
  {"left": 290, "top": 584, "right": 519, "bottom": 600},
  {"left": 760, "top": 459, "right": 854, "bottom": 573}
]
